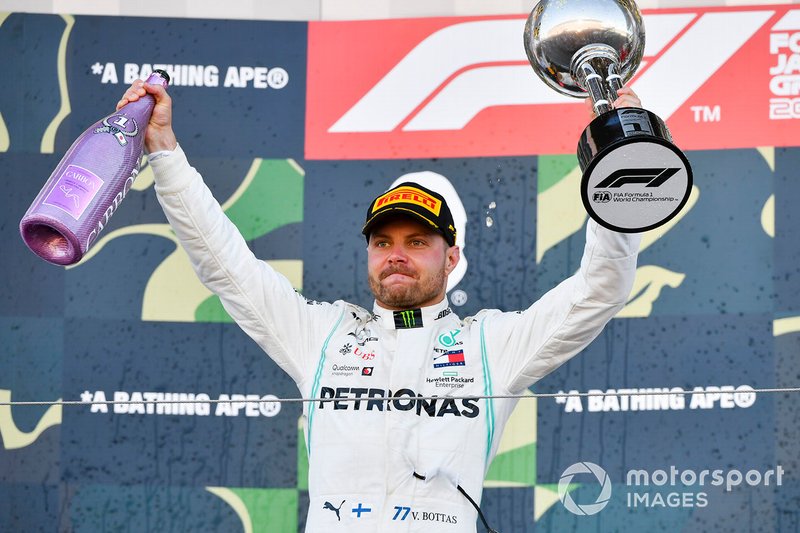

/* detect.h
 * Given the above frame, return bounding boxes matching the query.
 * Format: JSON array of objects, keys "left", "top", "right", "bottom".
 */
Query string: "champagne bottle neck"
[{"left": 145, "top": 69, "right": 170, "bottom": 88}]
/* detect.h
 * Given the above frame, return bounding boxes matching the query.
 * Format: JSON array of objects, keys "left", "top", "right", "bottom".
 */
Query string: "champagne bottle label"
[
  {"left": 93, "top": 114, "right": 140, "bottom": 146},
  {"left": 42, "top": 164, "right": 104, "bottom": 220}
]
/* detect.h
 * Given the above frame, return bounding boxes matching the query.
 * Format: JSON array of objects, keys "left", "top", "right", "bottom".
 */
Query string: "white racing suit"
[{"left": 151, "top": 146, "right": 640, "bottom": 533}]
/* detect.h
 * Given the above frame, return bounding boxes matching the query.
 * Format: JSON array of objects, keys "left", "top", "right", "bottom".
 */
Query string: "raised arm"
[
  {"left": 118, "top": 80, "right": 341, "bottom": 385},
  {"left": 486, "top": 87, "right": 643, "bottom": 393},
  {"left": 485, "top": 220, "right": 640, "bottom": 393}
]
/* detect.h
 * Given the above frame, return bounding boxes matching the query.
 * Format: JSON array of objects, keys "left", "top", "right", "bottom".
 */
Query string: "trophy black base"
[{"left": 577, "top": 108, "right": 693, "bottom": 234}]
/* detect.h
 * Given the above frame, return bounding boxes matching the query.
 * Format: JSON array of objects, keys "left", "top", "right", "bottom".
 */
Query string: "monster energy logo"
[{"left": 394, "top": 309, "right": 423, "bottom": 329}]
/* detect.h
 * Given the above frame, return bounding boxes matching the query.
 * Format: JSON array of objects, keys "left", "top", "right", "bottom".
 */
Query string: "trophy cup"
[{"left": 524, "top": 0, "right": 692, "bottom": 233}]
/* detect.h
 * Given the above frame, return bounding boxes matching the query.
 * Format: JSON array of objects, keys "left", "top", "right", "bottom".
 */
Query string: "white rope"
[{"left": 2, "top": 387, "right": 799, "bottom": 407}]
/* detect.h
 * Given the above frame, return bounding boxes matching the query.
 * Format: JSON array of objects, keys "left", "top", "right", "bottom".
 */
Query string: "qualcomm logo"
[
  {"left": 328, "top": 11, "right": 775, "bottom": 133},
  {"left": 558, "top": 462, "right": 612, "bottom": 516}
]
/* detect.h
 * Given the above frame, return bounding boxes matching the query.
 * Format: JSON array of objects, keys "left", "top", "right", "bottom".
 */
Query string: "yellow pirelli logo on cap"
[{"left": 373, "top": 187, "right": 441, "bottom": 216}]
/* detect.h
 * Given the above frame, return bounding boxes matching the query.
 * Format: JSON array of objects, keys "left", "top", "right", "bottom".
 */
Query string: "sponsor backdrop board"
[{"left": 1, "top": 5, "right": 799, "bottom": 532}]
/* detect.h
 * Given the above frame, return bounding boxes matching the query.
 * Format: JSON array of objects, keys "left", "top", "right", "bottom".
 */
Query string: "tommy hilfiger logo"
[
  {"left": 394, "top": 309, "right": 423, "bottom": 329},
  {"left": 433, "top": 349, "right": 465, "bottom": 368}
]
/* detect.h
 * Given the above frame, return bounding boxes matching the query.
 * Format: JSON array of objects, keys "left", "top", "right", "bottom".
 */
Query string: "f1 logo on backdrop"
[{"left": 306, "top": 7, "right": 800, "bottom": 160}]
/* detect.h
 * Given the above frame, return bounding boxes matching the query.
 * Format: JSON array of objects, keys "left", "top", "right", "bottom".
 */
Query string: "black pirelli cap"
[{"left": 362, "top": 182, "right": 457, "bottom": 247}]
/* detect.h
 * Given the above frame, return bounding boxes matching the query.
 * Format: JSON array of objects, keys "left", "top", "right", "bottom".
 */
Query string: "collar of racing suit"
[{"left": 371, "top": 297, "right": 452, "bottom": 330}]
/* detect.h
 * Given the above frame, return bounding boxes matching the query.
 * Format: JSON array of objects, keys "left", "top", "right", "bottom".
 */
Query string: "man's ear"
[{"left": 445, "top": 246, "right": 460, "bottom": 275}]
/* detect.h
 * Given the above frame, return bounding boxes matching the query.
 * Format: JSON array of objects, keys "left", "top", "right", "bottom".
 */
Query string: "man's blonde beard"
[{"left": 368, "top": 267, "right": 446, "bottom": 309}]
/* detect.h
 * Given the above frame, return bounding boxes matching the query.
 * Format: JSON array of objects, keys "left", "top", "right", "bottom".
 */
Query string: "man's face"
[{"left": 367, "top": 216, "right": 459, "bottom": 310}]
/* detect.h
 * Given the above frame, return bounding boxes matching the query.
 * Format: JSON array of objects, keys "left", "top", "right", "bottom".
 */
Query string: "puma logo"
[{"left": 323, "top": 500, "right": 345, "bottom": 521}]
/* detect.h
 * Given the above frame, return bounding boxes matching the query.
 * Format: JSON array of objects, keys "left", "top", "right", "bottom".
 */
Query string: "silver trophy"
[{"left": 524, "top": 0, "right": 692, "bottom": 233}]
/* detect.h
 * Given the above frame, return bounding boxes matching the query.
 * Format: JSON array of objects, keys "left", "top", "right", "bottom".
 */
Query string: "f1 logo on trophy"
[{"left": 524, "top": 0, "right": 693, "bottom": 233}]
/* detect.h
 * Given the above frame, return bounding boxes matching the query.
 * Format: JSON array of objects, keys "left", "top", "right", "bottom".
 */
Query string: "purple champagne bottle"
[{"left": 20, "top": 69, "right": 170, "bottom": 266}]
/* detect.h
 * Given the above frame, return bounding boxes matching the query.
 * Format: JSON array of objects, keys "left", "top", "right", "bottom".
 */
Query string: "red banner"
[{"left": 306, "top": 5, "right": 800, "bottom": 159}]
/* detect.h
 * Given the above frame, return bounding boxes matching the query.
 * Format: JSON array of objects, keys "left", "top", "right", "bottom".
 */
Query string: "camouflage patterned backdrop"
[{"left": 1, "top": 7, "right": 799, "bottom": 532}]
